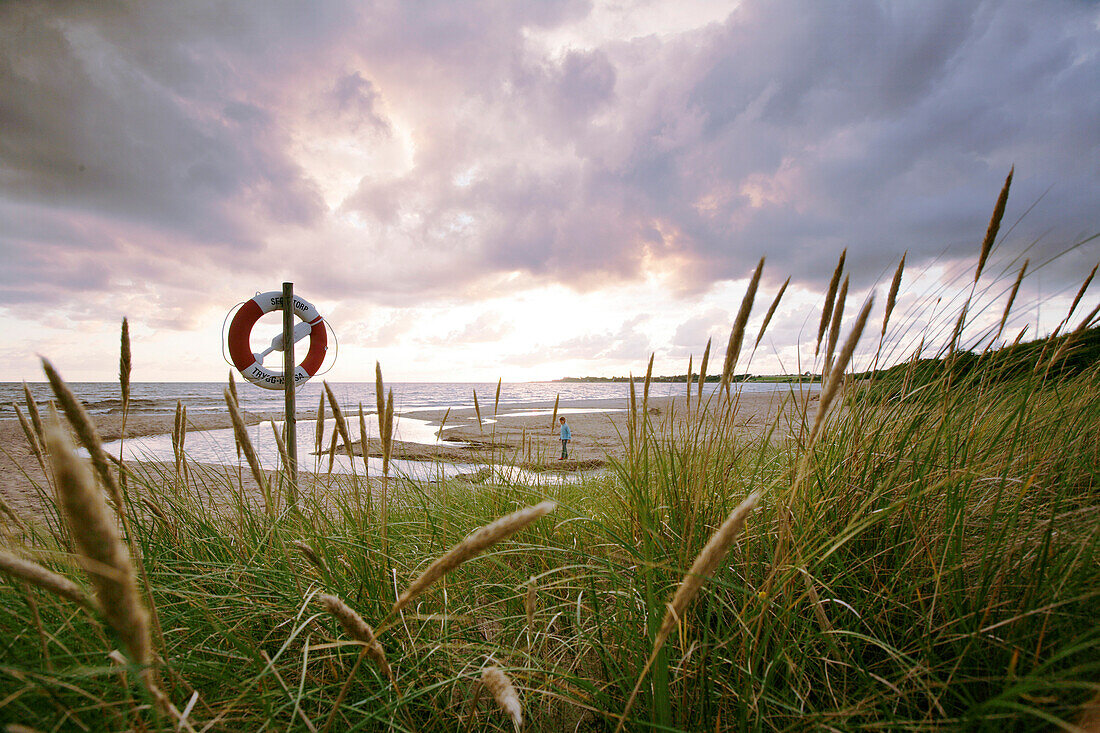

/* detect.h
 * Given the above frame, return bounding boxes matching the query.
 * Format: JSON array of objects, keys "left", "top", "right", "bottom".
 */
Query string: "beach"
[{"left": 0, "top": 388, "right": 809, "bottom": 523}]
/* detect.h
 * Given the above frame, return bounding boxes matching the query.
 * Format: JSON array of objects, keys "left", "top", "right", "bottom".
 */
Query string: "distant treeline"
[
  {"left": 556, "top": 374, "right": 821, "bottom": 383},
  {"left": 855, "top": 325, "right": 1100, "bottom": 398},
  {"left": 556, "top": 326, "right": 1100, "bottom": 389}
]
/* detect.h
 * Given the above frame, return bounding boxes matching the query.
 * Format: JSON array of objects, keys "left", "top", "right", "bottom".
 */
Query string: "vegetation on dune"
[{"left": 2, "top": 175, "right": 1099, "bottom": 731}]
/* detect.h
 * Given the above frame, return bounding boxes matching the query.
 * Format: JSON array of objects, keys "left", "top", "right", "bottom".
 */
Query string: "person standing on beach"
[{"left": 559, "top": 416, "right": 571, "bottom": 460}]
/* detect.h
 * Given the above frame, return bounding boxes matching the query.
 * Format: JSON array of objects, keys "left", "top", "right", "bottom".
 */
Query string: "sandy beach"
[{"left": 1, "top": 389, "right": 810, "bottom": 524}]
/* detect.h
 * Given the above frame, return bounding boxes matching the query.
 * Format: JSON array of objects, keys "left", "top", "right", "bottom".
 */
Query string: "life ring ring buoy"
[{"left": 227, "top": 291, "right": 328, "bottom": 390}]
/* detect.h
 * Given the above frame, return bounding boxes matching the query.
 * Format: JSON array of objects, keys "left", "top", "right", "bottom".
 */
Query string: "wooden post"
[{"left": 282, "top": 281, "right": 298, "bottom": 487}]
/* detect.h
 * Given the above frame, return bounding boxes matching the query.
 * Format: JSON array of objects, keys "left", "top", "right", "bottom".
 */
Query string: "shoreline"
[{"left": 1, "top": 390, "right": 810, "bottom": 522}]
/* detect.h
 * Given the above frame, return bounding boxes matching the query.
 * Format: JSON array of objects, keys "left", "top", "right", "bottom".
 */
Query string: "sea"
[{"left": 2, "top": 381, "right": 808, "bottom": 482}]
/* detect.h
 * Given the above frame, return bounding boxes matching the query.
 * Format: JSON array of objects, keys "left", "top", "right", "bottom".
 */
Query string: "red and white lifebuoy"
[{"left": 227, "top": 291, "right": 328, "bottom": 390}]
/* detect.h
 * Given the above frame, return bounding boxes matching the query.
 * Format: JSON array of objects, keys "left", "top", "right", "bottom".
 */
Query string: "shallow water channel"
[{"left": 100, "top": 408, "right": 614, "bottom": 485}]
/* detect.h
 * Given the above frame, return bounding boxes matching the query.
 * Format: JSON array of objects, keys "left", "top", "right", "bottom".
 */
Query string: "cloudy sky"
[{"left": 3, "top": 0, "right": 1098, "bottom": 383}]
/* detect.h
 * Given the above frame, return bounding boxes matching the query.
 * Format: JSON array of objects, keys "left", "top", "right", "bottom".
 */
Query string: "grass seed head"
[
  {"left": 223, "top": 389, "right": 268, "bottom": 503},
  {"left": 374, "top": 362, "right": 386, "bottom": 429},
  {"left": 383, "top": 390, "right": 394, "bottom": 474},
  {"left": 655, "top": 491, "right": 761, "bottom": 647},
  {"left": 697, "top": 337, "right": 711, "bottom": 404},
  {"left": 756, "top": 276, "right": 789, "bottom": 349},
  {"left": 119, "top": 318, "right": 131, "bottom": 413},
  {"left": 0, "top": 550, "right": 99, "bottom": 612},
  {"left": 1063, "top": 263, "right": 1097, "bottom": 327},
  {"left": 824, "top": 275, "right": 849, "bottom": 377},
  {"left": 995, "top": 259, "right": 1028, "bottom": 343},
  {"left": 315, "top": 391, "right": 326, "bottom": 456},
  {"left": 22, "top": 382, "right": 45, "bottom": 442},
  {"left": 41, "top": 358, "right": 124, "bottom": 510},
  {"left": 14, "top": 404, "right": 47, "bottom": 475},
  {"left": 44, "top": 424, "right": 150, "bottom": 666},
  {"left": 882, "top": 253, "right": 906, "bottom": 339},
  {"left": 392, "top": 501, "right": 557, "bottom": 614},
  {"left": 975, "top": 166, "right": 1013, "bottom": 283},
  {"left": 816, "top": 249, "right": 846, "bottom": 355},
  {"left": 721, "top": 256, "right": 764, "bottom": 397},
  {"left": 482, "top": 665, "right": 523, "bottom": 731},
  {"left": 319, "top": 594, "right": 390, "bottom": 678},
  {"left": 811, "top": 295, "right": 874, "bottom": 445},
  {"left": 292, "top": 540, "right": 328, "bottom": 575}
]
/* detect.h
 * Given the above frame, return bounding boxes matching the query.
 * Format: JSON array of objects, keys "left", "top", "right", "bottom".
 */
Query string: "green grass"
[
  {"left": 3, "top": 349, "right": 1098, "bottom": 731},
  {"left": 3, "top": 226, "right": 1100, "bottom": 729}
]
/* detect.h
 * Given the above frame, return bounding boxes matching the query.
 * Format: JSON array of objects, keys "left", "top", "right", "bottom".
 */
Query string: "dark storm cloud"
[
  {"left": 2, "top": 0, "right": 1098, "bottom": 318},
  {"left": 336, "top": 0, "right": 1099, "bottom": 299},
  {"left": 0, "top": 2, "right": 327, "bottom": 249}
]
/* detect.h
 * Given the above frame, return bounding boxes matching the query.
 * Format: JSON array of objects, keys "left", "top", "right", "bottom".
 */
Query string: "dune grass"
[{"left": 2, "top": 187, "right": 1100, "bottom": 731}]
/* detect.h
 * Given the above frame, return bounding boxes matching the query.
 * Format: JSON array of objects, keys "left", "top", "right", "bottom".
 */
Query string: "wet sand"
[{"left": 344, "top": 389, "right": 806, "bottom": 470}]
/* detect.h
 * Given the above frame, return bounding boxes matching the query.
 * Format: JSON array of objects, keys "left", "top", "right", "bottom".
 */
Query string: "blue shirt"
[{"left": 560, "top": 423, "right": 571, "bottom": 440}]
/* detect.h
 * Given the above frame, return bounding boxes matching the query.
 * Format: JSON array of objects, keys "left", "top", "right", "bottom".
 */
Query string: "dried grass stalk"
[
  {"left": 227, "top": 370, "right": 239, "bottom": 407},
  {"left": 438, "top": 407, "right": 451, "bottom": 439},
  {"left": 141, "top": 496, "right": 169, "bottom": 524},
  {"left": 656, "top": 491, "right": 761, "bottom": 647},
  {"left": 0, "top": 550, "right": 99, "bottom": 612},
  {"left": 549, "top": 395, "right": 559, "bottom": 433},
  {"left": 810, "top": 296, "right": 874, "bottom": 446},
  {"left": 975, "top": 166, "right": 1013, "bottom": 283},
  {"left": 0, "top": 490, "right": 27, "bottom": 532},
  {"left": 642, "top": 353, "right": 654, "bottom": 413},
  {"left": 720, "top": 257, "right": 764, "bottom": 398},
  {"left": 473, "top": 389, "right": 483, "bottom": 432},
  {"left": 628, "top": 374, "right": 636, "bottom": 455},
  {"left": 119, "top": 318, "right": 131, "bottom": 411},
  {"left": 617, "top": 492, "right": 761, "bottom": 732},
  {"left": 755, "top": 276, "right": 789, "bottom": 349},
  {"left": 382, "top": 390, "right": 394, "bottom": 475},
  {"left": 1048, "top": 302, "right": 1100, "bottom": 368},
  {"left": 525, "top": 577, "right": 537, "bottom": 632},
  {"left": 180, "top": 405, "right": 187, "bottom": 459},
  {"left": 358, "top": 404, "right": 370, "bottom": 477},
  {"left": 375, "top": 362, "right": 386, "bottom": 431},
  {"left": 41, "top": 358, "right": 124, "bottom": 510},
  {"left": 173, "top": 401, "right": 183, "bottom": 471},
  {"left": 324, "top": 381, "right": 358, "bottom": 471},
  {"left": 685, "top": 354, "right": 693, "bottom": 411},
  {"left": 392, "top": 501, "right": 557, "bottom": 614},
  {"left": 14, "top": 404, "right": 47, "bottom": 475},
  {"left": 227, "top": 372, "right": 242, "bottom": 460},
  {"left": 816, "top": 249, "right": 846, "bottom": 355},
  {"left": 1065, "top": 263, "right": 1097, "bottom": 323},
  {"left": 223, "top": 389, "right": 268, "bottom": 508},
  {"left": 494, "top": 378, "right": 502, "bottom": 417},
  {"left": 801, "top": 568, "right": 833, "bottom": 633},
  {"left": 292, "top": 540, "right": 329, "bottom": 576},
  {"left": 697, "top": 337, "right": 711, "bottom": 405},
  {"left": 315, "top": 391, "right": 326, "bottom": 457},
  {"left": 949, "top": 302, "right": 968, "bottom": 355},
  {"left": 482, "top": 665, "right": 523, "bottom": 731},
  {"left": 994, "top": 259, "right": 1028, "bottom": 343},
  {"left": 319, "top": 594, "right": 391, "bottom": 679},
  {"left": 823, "top": 275, "right": 849, "bottom": 380},
  {"left": 22, "top": 382, "right": 44, "bottom": 443},
  {"left": 272, "top": 423, "right": 292, "bottom": 480},
  {"left": 326, "top": 429, "right": 339, "bottom": 473},
  {"left": 882, "top": 253, "right": 906, "bottom": 339},
  {"left": 44, "top": 425, "right": 150, "bottom": 666}
]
